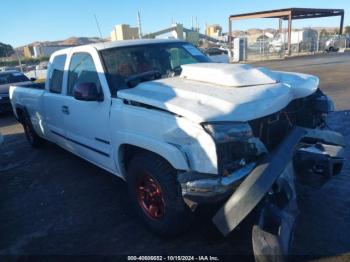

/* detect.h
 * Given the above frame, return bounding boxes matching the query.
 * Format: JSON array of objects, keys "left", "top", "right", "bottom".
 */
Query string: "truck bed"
[
  {"left": 17, "top": 82, "right": 45, "bottom": 90},
  {"left": 9, "top": 84, "right": 46, "bottom": 124}
]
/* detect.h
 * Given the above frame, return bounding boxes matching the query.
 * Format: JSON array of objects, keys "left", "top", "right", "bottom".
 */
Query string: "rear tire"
[
  {"left": 127, "top": 152, "right": 193, "bottom": 236},
  {"left": 22, "top": 114, "right": 45, "bottom": 148}
]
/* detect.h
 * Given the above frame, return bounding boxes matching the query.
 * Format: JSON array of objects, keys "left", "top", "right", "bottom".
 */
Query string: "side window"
[
  {"left": 67, "top": 53, "right": 101, "bottom": 96},
  {"left": 48, "top": 54, "right": 66, "bottom": 94},
  {"left": 169, "top": 48, "right": 197, "bottom": 69}
]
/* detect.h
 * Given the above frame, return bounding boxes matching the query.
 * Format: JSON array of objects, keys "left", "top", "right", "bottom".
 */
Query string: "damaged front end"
[
  {"left": 179, "top": 91, "right": 345, "bottom": 260},
  {"left": 212, "top": 127, "right": 344, "bottom": 259},
  {"left": 178, "top": 121, "right": 267, "bottom": 207}
]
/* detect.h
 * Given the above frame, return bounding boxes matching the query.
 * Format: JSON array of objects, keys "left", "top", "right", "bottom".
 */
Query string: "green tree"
[{"left": 0, "top": 42, "right": 14, "bottom": 57}]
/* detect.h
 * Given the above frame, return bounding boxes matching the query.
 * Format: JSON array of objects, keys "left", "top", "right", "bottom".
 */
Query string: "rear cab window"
[{"left": 48, "top": 54, "right": 67, "bottom": 94}]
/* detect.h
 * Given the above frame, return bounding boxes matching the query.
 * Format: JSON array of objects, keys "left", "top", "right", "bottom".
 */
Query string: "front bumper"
[
  {"left": 178, "top": 162, "right": 256, "bottom": 203},
  {"left": 180, "top": 126, "right": 344, "bottom": 258},
  {"left": 216, "top": 127, "right": 344, "bottom": 258}
]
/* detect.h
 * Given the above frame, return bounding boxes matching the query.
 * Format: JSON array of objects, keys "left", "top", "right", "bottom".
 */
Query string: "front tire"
[{"left": 127, "top": 152, "right": 193, "bottom": 236}]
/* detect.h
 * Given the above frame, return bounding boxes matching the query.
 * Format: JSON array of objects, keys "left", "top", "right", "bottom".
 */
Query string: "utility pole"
[
  {"left": 15, "top": 49, "right": 23, "bottom": 72},
  {"left": 137, "top": 11, "right": 142, "bottom": 38}
]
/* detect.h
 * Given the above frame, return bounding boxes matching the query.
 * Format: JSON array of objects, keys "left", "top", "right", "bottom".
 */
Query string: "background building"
[
  {"left": 110, "top": 24, "right": 139, "bottom": 41},
  {"left": 23, "top": 44, "right": 74, "bottom": 58},
  {"left": 23, "top": 46, "right": 34, "bottom": 58},
  {"left": 205, "top": 24, "right": 222, "bottom": 37}
]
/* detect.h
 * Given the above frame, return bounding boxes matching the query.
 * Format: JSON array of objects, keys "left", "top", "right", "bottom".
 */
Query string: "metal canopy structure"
[{"left": 228, "top": 8, "right": 345, "bottom": 56}]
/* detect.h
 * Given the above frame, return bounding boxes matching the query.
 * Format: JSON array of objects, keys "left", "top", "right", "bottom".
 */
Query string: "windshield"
[
  {"left": 99, "top": 42, "right": 211, "bottom": 96},
  {"left": 0, "top": 72, "right": 30, "bottom": 85}
]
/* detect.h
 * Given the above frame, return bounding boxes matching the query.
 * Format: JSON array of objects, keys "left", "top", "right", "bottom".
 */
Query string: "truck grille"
[
  {"left": 216, "top": 91, "right": 324, "bottom": 174},
  {"left": 249, "top": 91, "right": 323, "bottom": 150},
  {"left": 249, "top": 110, "right": 295, "bottom": 150}
]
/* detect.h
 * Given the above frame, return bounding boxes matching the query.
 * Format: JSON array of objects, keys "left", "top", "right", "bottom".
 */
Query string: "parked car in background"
[
  {"left": 324, "top": 35, "right": 346, "bottom": 52},
  {"left": 9, "top": 39, "right": 345, "bottom": 258},
  {"left": 325, "top": 38, "right": 338, "bottom": 52},
  {"left": 203, "top": 47, "right": 228, "bottom": 56},
  {"left": 0, "top": 66, "right": 16, "bottom": 72},
  {"left": 36, "top": 61, "right": 49, "bottom": 70},
  {"left": 202, "top": 47, "right": 229, "bottom": 63},
  {"left": 0, "top": 70, "right": 34, "bottom": 113}
]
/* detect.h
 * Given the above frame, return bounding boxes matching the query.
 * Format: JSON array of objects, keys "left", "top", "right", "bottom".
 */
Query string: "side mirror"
[
  {"left": 73, "top": 82, "right": 102, "bottom": 101},
  {"left": 30, "top": 77, "right": 37, "bottom": 82}
]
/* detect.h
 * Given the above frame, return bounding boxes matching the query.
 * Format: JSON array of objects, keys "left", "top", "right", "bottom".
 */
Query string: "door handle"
[{"left": 62, "top": 105, "right": 70, "bottom": 115}]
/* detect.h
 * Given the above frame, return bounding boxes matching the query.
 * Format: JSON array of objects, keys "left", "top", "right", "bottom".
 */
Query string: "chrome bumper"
[{"left": 179, "top": 162, "right": 256, "bottom": 203}]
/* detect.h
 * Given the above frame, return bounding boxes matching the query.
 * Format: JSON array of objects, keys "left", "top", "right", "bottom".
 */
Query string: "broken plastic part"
[
  {"left": 294, "top": 143, "right": 344, "bottom": 188},
  {"left": 213, "top": 126, "right": 344, "bottom": 259}
]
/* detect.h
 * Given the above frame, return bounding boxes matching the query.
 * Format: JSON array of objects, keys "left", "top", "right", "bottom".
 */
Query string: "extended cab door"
[
  {"left": 61, "top": 48, "right": 115, "bottom": 172},
  {"left": 43, "top": 53, "right": 68, "bottom": 146}
]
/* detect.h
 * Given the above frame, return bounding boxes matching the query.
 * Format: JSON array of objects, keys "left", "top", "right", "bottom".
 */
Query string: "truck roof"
[
  {"left": 91, "top": 38, "right": 186, "bottom": 51},
  {"left": 53, "top": 39, "right": 188, "bottom": 55},
  {"left": 50, "top": 39, "right": 188, "bottom": 58}
]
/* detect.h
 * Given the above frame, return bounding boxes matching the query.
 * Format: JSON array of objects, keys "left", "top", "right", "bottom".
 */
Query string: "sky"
[{"left": 1, "top": 0, "right": 349, "bottom": 47}]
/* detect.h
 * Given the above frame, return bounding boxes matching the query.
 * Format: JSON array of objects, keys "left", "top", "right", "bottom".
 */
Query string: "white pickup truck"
[{"left": 9, "top": 39, "right": 344, "bottom": 256}]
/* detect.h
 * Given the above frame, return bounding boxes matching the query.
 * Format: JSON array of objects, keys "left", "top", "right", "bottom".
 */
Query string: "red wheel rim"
[{"left": 136, "top": 174, "right": 165, "bottom": 220}]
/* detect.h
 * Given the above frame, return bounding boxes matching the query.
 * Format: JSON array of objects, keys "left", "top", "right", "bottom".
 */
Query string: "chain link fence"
[
  {"left": 246, "top": 37, "right": 284, "bottom": 61},
  {"left": 245, "top": 33, "right": 349, "bottom": 61}
]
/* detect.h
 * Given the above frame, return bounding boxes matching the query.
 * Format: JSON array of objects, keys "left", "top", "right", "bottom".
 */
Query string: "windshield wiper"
[{"left": 125, "top": 70, "right": 162, "bottom": 88}]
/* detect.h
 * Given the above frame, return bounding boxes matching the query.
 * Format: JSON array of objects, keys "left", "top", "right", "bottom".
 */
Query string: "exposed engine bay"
[
  {"left": 216, "top": 89, "right": 335, "bottom": 175},
  {"left": 249, "top": 89, "right": 333, "bottom": 150}
]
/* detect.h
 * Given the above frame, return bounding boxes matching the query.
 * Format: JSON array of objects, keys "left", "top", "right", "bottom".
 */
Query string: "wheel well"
[{"left": 118, "top": 144, "right": 174, "bottom": 177}]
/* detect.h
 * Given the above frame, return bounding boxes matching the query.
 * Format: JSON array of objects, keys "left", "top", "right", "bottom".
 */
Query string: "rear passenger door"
[{"left": 43, "top": 53, "right": 68, "bottom": 146}]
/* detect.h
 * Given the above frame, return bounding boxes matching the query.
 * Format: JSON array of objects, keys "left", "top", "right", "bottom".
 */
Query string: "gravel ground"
[{"left": 0, "top": 52, "right": 349, "bottom": 260}]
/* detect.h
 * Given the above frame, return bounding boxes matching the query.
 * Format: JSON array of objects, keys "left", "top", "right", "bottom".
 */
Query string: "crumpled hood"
[
  {"left": 118, "top": 63, "right": 319, "bottom": 123},
  {"left": 180, "top": 63, "right": 278, "bottom": 87}
]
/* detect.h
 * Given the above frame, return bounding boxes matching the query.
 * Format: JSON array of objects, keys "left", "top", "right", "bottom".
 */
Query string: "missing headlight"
[
  {"left": 201, "top": 122, "right": 253, "bottom": 143},
  {"left": 201, "top": 122, "right": 265, "bottom": 175}
]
